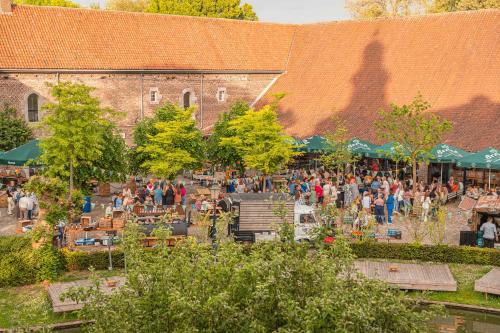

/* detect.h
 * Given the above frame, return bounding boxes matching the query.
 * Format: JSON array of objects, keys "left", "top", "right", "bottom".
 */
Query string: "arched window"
[
  {"left": 27, "top": 93, "right": 39, "bottom": 122},
  {"left": 183, "top": 91, "right": 191, "bottom": 108}
]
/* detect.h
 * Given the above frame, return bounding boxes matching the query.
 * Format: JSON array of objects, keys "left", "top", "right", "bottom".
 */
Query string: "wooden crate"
[
  {"left": 112, "top": 218, "right": 125, "bottom": 229},
  {"left": 16, "top": 220, "right": 32, "bottom": 234},
  {"left": 98, "top": 218, "right": 112, "bottom": 229},
  {"left": 80, "top": 215, "right": 92, "bottom": 227}
]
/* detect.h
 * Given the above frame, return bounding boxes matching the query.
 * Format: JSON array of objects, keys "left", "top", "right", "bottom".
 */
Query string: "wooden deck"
[
  {"left": 354, "top": 260, "right": 457, "bottom": 291},
  {"left": 474, "top": 268, "right": 500, "bottom": 295},
  {"left": 48, "top": 276, "right": 125, "bottom": 312}
]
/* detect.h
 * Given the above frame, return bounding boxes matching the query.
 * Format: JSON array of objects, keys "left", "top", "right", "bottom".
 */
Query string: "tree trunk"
[
  {"left": 412, "top": 158, "right": 417, "bottom": 196},
  {"left": 262, "top": 175, "right": 267, "bottom": 193},
  {"left": 69, "top": 159, "right": 74, "bottom": 196}
]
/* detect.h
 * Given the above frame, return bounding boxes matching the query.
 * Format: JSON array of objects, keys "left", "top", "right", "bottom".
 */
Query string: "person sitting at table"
[
  {"left": 105, "top": 202, "right": 113, "bottom": 217},
  {"left": 144, "top": 195, "right": 154, "bottom": 212}
]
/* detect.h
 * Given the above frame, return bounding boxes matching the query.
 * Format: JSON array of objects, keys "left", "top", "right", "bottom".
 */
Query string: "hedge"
[
  {"left": 0, "top": 236, "right": 38, "bottom": 287},
  {"left": 0, "top": 236, "right": 64, "bottom": 287},
  {"left": 350, "top": 242, "right": 500, "bottom": 266},
  {"left": 59, "top": 242, "right": 500, "bottom": 271},
  {"left": 2, "top": 236, "right": 499, "bottom": 288},
  {"left": 61, "top": 248, "right": 125, "bottom": 271}
]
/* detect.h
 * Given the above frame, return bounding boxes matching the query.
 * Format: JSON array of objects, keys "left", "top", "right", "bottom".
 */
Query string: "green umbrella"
[
  {"left": 457, "top": 148, "right": 500, "bottom": 170},
  {"left": 430, "top": 144, "right": 471, "bottom": 163},
  {"left": 376, "top": 142, "right": 409, "bottom": 159},
  {"left": 347, "top": 138, "right": 379, "bottom": 158},
  {"left": 303, "top": 136, "right": 330, "bottom": 153},
  {"left": 0, "top": 139, "right": 41, "bottom": 166},
  {"left": 291, "top": 137, "right": 306, "bottom": 152}
]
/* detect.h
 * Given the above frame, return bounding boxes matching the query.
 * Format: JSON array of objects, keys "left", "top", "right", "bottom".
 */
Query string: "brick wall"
[{"left": 0, "top": 72, "right": 279, "bottom": 143}]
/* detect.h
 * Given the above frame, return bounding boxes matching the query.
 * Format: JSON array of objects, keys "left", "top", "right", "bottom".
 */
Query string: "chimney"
[{"left": 0, "top": 0, "right": 12, "bottom": 14}]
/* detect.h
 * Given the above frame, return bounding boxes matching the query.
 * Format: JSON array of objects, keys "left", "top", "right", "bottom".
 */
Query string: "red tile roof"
[
  {"left": 261, "top": 9, "right": 500, "bottom": 151},
  {"left": 1, "top": 6, "right": 498, "bottom": 150},
  {"left": 0, "top": 5, "right": 295, "bottom": 71}
]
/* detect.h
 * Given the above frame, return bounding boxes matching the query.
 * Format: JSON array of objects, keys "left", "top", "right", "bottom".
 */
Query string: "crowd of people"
[
  {"left": 220, "top": 161, "right": 475, "bottom": 226},
  {"left": 5, "top": 183, "right": 37, "bottom": 221},
  {"left": 107, "top": 180, "right": 188, "bottom": 216}
]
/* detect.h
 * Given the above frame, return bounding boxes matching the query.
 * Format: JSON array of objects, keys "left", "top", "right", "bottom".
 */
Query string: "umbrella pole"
[
  {"left": 488, "top": 168, "right": 491, "bottom": 190},
  {"left": 440, "top": 163, "right": 443, "bottom": 184}
]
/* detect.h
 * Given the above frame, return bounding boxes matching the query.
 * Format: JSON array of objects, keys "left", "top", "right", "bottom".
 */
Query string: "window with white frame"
[
  {"left": 149, "top": 88, "right": 160, "bottom": 104},
  {"left": 216, "top": 88, "right": 227, "bottom": 102}
]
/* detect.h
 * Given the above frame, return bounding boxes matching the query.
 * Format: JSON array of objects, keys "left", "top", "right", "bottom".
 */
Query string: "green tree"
[
  {"left": 138, "top": 103, "right": 204, "bottom": 180},
  {"left": 207, "top": 100, "right": 249, "bottom": 172},
  {"left": 428, "top": 0, "right": 499, "bottom": 12},
  {"left": 106, "top": 0, "right": 149, "bottom": 12},
  {"left": 147, "top": 0, "right": 258, "bottom": 20},
  {"left": 39, "top": 82, "right": 118, "bottom": 194},
  {"left": 67, "top": 233, "right": 439, "bottom": 332},
  {"left": 320, "top": 116, "right": 359, "bottom": 175},
  {"left": 220, "top": 99, "right": 299, "bottom": 192},
  {"left": 346, "top": 0, "right": 427, "bottom": 18},
  {"left": 106, "top": 0, "right": 258, "bottom": 20},
  {"left": 0, "top": 103, "right": 33, "bottom": 152},
  {"left": 74, "top": 124, "right": 128, "bottom": 192},
  {"left": 131, "top": 103, "right": 182, "bottom": 175},
  {"left": 375, "top": 94, "right": 452, "bottom": 194},
  {"left": 346, "top": 0, "right": 499, "bottom": 18},
  {"left": 14, "top": 0, "right": 79, "bottom": 7}
]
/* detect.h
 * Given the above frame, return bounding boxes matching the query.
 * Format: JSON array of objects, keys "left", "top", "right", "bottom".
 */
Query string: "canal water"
[
  {"left": 433, "top": 309, "right": 500, "bottom": 333},
  {"left": 55, "top": 309, "right": 500, "bottom": 333}
]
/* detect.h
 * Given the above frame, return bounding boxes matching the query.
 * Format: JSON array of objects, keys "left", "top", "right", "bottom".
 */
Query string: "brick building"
[{"left": 0, "top": 1, "right": 499, "bottom": 150}]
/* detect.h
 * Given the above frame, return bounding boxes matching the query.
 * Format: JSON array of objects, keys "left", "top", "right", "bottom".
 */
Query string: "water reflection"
[{"left": 433, "top": 309, "right": 500, "bottom": 333}]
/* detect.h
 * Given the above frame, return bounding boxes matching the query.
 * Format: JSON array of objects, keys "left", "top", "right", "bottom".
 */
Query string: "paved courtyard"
[{"left": 0, "top": 197, "right": 471, "bottom": 246}]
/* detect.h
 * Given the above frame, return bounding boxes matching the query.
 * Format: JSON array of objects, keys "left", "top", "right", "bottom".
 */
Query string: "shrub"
[
  {"left": 34, "top": 245, "right": 65, "bottom": 281},
  {"left": 68, "top": 239, "right": 439, "bottom": 333},
  {"left": 0, "top": 236, "right": 38, "bottom": 287},
  {"left": 61, "top": 248, "right": 124, "bottom": 271},
  {"left": 350, "top": 241, "right": 500, "bottom": 266}
]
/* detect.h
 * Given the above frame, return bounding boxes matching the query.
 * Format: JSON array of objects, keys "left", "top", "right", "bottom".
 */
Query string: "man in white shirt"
[
  {"left": 26, "top": 194, "right": 34, "bottom": 220},
  {"left": 18, "top": 194, "right": 30, "bottom": 220}
]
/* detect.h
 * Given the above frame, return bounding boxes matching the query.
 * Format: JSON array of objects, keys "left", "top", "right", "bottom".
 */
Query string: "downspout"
[
  {"left": 140, "top": 73, "right": 144, "bottom": 120},
  {"left": 200, "top": 73, "right": 204, "bottom": 129}
]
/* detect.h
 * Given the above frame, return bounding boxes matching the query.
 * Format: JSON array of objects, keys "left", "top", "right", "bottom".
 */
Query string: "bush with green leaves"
[
  {"left": 0, "top": 103, "right": 33, "bottom": 152},
  {"left": 62, "top": 248, "right": 125, "bottom": 271},
  {"left": 34, "top": 245, "right": 65, "bottom": 282},
  {"left": 351, "top": 241, "right": 500, "bottom": 266},
  {"left": 0, "top": 236, "right": 64, "bottom": 286},
  {"left": 0, "top": 236, "right": 37, "bottom": 287},
  {"left": 68, "top": 232, "right": 438, "bottom": 332}
]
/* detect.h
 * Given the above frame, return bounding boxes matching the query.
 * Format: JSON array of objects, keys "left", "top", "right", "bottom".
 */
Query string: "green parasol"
[
  {"left": 0, "top": 139, "right": 41, "bottom": 166},
  {"left": 376, "top": 142, "right": 409, "bottom": 160},
  {"left": 456, "top": 148, "right": 500, "bottom": 170},
  {"left": 347, "top": 138, "right": 379, "bottom": 158},
  {"left": 302, "top": 136, "right": 330, "bottom": 153},
  {"left": 430, "top": 144, "right": 471, "bottom": 163}
]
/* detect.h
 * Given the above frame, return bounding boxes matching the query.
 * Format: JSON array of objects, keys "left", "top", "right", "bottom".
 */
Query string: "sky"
[{"left": 73, "top": 0, "right": 351, "bottom": 23}]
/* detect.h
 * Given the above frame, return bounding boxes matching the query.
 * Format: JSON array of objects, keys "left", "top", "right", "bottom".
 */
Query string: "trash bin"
[
  {"left": 82, "top": 196, "right": 92, "bottom": 213},
  {"left": 476, "top": 231, "right": 484, "bottom": 248}
]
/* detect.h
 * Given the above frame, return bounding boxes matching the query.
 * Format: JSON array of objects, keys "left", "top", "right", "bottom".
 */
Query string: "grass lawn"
[
  {"left": 0, "top": 269, "right": 123, "bottom": 329},
  {"left": 408, "top": 263, "right": 500, "bottom": 309}
]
